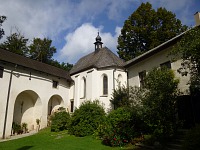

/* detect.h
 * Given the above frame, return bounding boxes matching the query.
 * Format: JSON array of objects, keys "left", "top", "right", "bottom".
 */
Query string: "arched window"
[
  {"left": 83, "top": 78, "right": 86, "bottom": 98},
  {"left": 103, "top": 75, "right": 108, "bottom": 95},
  {"left": 118, "top": 74, "right": 123, "bottom": 87},
  {"left": 81, "top": 77, "right": 86, "bottom": 98}
]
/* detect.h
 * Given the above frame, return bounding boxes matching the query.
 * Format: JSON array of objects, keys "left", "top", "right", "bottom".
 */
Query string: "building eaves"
[
  {"left": 124, "top": 28, "right": 192, "bottom": 68},
  {"left": 0, "top": 48, "right": 72, "bottom": 81}
]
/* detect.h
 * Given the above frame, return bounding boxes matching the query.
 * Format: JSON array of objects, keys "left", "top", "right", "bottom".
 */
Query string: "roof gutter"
[{"left": 124, "top": 29, "right": 190, "bottom": 68}]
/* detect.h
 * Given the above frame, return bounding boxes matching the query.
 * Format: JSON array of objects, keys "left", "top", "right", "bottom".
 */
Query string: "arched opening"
[
  {"left": 48, "top": 95, "right": 64, "bottom": 115},
  {"left": 80, "top": 77, "right": 86, "bottom": 98},
  {"left": 13, "top": 90, "right": 42, "bottom": 131},
  {"left": 118, "top": 74, "right": 123, "bottom": 87},
  {"left": 103, "top": 75, "right": 108, "bottom": 95}
]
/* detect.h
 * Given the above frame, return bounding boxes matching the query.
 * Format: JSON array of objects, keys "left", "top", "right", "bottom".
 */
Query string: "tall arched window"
[
  {"left": 118, "top": 74, "right": 123, "bottom": 87},
  {"left": 83, "top": 78, "right": 86, "bottom": 98},
  {"left": 103, "top": 75, "right": 108, "bottom": 95},
  {"left": 81, "top": 77, "right": 86, "bottom": 98}
]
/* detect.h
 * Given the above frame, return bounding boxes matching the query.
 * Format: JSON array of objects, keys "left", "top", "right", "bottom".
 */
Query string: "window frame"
[
  {"left": 139, "top": 70, "right": 146, "bottom": 88},
  {"left": 70, "top": 100, "right": 74, "bottom": 113},
  {"left": 52, "top": 80, "right": 58, "bottom": 88},
  {"left": 117, "top": 74, "right": 123, "bottom": 87},
  {"left": 160, "top": 61, "right": 171, "bottom": 69},
  {"left": 103, "top": 75, "right": 108, "bottom": 95},
  {"left": 81, "top": 77, "right": 86, "bottom": 99},
  {"left": 0, "top": 66, "right": 4, "bottom": 78}
]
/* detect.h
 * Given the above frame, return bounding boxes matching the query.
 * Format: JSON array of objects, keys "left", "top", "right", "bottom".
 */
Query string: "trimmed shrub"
[
  {"left": 98, "top": 107, "right": 144, "bottom": 147},
  {"left": 68, "top": 100, "right": 106, "bottom": 137},
  {"left": 51, "top": 109, "right": 70, "bottom": 132}
]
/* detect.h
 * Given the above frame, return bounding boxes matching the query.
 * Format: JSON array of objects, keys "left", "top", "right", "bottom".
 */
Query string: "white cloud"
[
  {"left": 0, "top": 0, "right": 76, "bottom": 40},
  {"left": 0, "top": 0, "right": 195, "bottom": 41},
  {"left": 0, "top": 0, "right": 133, "bottom": 41},
  {"left": 107, "top": 0, "right": 136, "bottom": 20},
  {"left": 59, "top": 23, "right": 121, "bottom": 64}
]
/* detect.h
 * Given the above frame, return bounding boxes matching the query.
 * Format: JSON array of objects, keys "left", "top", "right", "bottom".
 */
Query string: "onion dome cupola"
[{"left": 94, "top": 32, "right": 103, "bottom": 51}]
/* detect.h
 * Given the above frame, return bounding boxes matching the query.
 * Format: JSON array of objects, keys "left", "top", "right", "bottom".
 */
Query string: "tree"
[
  {"left": 110, "top": 85, "right": 130, "bottom": 109},
  {"left": 29, "top": 38, "right": 56, "bottom": 63},
  {"left": 49, "top": 60, "right": 73, "bottom": 71},
  {"left": 117, "top": 2, "right": 187, "bottom": 61},
  {"left": 110, "top": 85, "right": 145, "bottom": 110},
  {"left": 59, "top": 62, "right": 73, "bottom": 71},
  {"left": 143, "top": 67, "right": 179, "bottom": 138},
  {"left": 0, "top": 32, "right": 29, "bottom": 56},
  {"left": 0, "top": 15, "right": 6, "bottom": 40},
  {"left": 172, "top": 27, "right": 200, "bottom": 93}
]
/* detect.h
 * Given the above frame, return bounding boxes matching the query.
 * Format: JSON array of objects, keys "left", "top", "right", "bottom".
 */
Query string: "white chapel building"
[{"left": 70, "top": 33, "right": 127, "bottom": 112}]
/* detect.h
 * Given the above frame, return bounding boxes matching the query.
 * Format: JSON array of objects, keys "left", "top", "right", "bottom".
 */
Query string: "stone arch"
[
  {"left": 13, "top": 90, "right": 42, "bottom": 131},
  {"left": 48, "top": 95, "right": 64, "bottom": 115}
]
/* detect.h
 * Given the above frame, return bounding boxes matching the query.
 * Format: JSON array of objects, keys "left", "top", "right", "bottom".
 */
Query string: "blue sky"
[{"left": 0, "top": 0, "right": 199, "bottom": 64}]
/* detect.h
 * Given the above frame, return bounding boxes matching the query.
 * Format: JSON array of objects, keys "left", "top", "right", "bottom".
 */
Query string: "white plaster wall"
[
  {"left": 71, "top": 68, "right": 127, "bottom": 112},
  {"left": 0, "top": 64, "right": 70, "bottom": 138},
  {"left": 127, "top": 47, "right": 190, "bottom": 94},
  {"left": 0, "top": 69, "right": 12, "bottom": 139},
  {"left": 13, "top": 91, "right": 42, "bottom": 131},
  {"left": 114, "top": 69, "right": 127, "bottom": 88}
]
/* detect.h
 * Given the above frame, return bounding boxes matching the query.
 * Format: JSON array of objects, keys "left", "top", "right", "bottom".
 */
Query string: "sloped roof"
[
  {"left": 70, "top": 47, "right": 125, "bottom": 75},
  {"left": 0, "top": 48, "right": 72, "bottom": 81},
  {"left": 124, "top": 29, "right": 189, "bottom": 68}
]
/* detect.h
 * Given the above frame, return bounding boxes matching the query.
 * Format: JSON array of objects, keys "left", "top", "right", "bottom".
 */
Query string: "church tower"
[{"left": 94, "top": 32, "right": 103, "bottom": 51}]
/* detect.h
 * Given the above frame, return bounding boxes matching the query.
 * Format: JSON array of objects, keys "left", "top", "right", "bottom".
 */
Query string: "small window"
[
  {"left": 160, "top": 61, "right": 171, "bottom": 69},
  {"left": 0, "top": 66, "right": 4, "bottom": 78},
  {"left": 52, "top": 80, "right": 58, "bottom": 88},
  {"left": 139, "top": 70, "right": 146, "bottom": 88},
  {"left": 103, "top": 75, "right": 108, "bottom": 95},
  {"left": 70, "top": 101, "right": 74, "bottom": 112}
]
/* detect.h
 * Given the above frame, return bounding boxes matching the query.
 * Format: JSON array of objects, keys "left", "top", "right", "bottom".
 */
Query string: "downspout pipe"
[
  {"left": 113, "top": 68, "right": 116, "bottom": 90},
  {"left": 3, "top": 69, "right": 13, "bottom": 139},
  {"left": 113, "top": 68, "right": 116, "bottom": 109}
]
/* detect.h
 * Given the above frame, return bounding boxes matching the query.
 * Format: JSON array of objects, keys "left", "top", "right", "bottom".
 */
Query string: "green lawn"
[{"left": 0, "top": 128, "right": 137, "bottom": 150}]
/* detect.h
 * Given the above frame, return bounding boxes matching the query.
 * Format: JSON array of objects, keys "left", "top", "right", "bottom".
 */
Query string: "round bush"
[
  {"left": 68, "top": 100, "right": 106, "bottom": 137},
  {"left": 98, "top": 107, "right": 144, "bottom": 147},
  {"left": 51, "top": 110, "right": 70, "bottom": 132}
]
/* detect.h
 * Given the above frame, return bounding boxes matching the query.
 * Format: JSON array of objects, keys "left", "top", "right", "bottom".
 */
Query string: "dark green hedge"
[{"left": 68, "top": 100, "right": 106, "bottom": 137}]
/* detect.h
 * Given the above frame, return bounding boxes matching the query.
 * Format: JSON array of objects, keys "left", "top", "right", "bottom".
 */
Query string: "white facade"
[
  {"left": 70, "top": 68, "right": 127, "bottom": 112},
  {"left": 0, "top": 63, "right": 70, "bottom": 138},
  {"left": 126, "top": 46, "right": 190, "bottom": 94}
]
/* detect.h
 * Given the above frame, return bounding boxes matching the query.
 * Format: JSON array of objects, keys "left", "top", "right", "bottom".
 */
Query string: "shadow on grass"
[{"left": 16, "top": 146, "right": 33, "bottom": 150}]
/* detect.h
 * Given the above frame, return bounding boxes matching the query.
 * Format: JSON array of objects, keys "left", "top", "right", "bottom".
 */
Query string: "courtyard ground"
[{"left": 0, "top": 128, "right": 143, "bottom": 150}]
